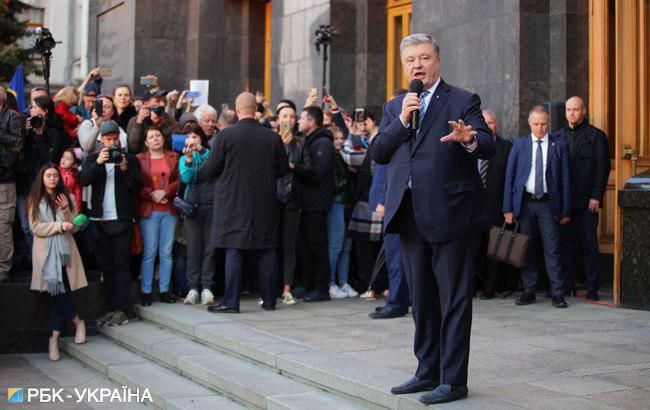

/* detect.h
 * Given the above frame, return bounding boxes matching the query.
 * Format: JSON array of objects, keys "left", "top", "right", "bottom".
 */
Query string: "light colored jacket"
[
  {"left": 29, "top": 205, "right": 87, "bottom": 292},
  {"left": 77, "top": 119, "right": 127, "bottom": 154}
]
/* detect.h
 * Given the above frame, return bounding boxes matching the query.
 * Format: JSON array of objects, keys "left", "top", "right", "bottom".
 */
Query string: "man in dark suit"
[
  {"left": 476, "top": 110, "right": 513, "bottom": 299},
  {"left": 198, "top": 92, "right": 289, "bottom": 313},
  {"left": 371, "top": 33, "right": 495, "bottom": 405},
  {"left": 558, "top": 96, "right": 610, "bottom": 301},
  {"left": 503, "top": 105, "right": 571, "bottom": 308}
]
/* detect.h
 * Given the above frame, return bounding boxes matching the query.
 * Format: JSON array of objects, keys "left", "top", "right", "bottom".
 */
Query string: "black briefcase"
[{"left": 487, "top": 222, "right": 530, "bottom": 268}]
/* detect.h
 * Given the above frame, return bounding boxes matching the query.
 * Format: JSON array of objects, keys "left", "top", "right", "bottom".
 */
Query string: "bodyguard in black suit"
[
  {"left": 558, "top": 96, "right": 610, "bottom": 300},
  {"left": 371, "top": 34, "right": 495, "bottom": 405},
  {"left": 476, "top": 111, "right": 513, "bottom": 299}
]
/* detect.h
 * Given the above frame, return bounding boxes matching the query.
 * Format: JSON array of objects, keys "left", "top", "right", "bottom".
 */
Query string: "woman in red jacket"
[
  {"left": 136, "top": 127, "right": 180, "bottom": 305},
  {"left": 54, "top": 86, "right": 80, "bottom": 140}
]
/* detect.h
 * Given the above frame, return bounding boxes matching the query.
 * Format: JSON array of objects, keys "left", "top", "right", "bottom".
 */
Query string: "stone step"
[
  {"left": 98, "top": 320, "right": 366, "bottom": 409},
  {"left": 60, "top": 336, "right": 245, "bottom": 409},
  {"left": 136, "top": 304, "right": 428, "bottom": 409}
]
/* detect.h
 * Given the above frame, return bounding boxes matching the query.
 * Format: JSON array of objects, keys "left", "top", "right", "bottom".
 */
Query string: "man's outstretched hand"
[{"left": 440, "top": 120, "right": 477, "bottom": 144}]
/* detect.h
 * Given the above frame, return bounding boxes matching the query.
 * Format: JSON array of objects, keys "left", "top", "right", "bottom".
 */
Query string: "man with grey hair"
[
  {"left": 503, "top": 105, "right": 570, "bottom": 308},
  {"left": 371, "top": 33, "right": 494, "bottom": 404},
  {"left": 0, "top": 86, "right": 23, "bottom": 282},
  {"left": 193, "top": 104, "right": 218, "bottom": 138},
  {"left": 475, "top": 110, "right": 512, "bottom": 299}
]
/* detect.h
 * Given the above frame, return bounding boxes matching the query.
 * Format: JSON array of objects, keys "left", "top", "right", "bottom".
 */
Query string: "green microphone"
[{"left": 73, "top": 214, "right": 88, "bottom": 228}]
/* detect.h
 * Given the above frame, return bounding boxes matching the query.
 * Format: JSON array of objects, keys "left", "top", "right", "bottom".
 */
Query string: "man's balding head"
[
  {"left": 235, "top": 92, "right": 256, "bottom": 119},
  {"left": 565, "top": 96, "right": 586, "bottom": 128}
]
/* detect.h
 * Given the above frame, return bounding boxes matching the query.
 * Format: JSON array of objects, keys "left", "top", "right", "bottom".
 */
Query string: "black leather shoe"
[
  {"left": 261, "top": 304, "right": 276, "bottom": 311},
  {"left": 480, "top": 291, "right": 496, "bottom": 300},
  {"left": 552, "top": 295, "right": 568, "bottom": 308},
  {"left": 140, "top": 293, "right": 152, "bottom": 307},
  {"left": 515, "top": 293, "right": 536, "bottom": 305},
  {"left": 375, "top": 306, "right": 385, "bottom": 312},
  {"left": 586, "top": 291, "right": 599, "bottom": 301},
  {"left": 292, "top": 287, "right": 306, "bottom": 299},
  {"left": 208, "top": 305, "right": 240, "bottom": 313},
  {"left": 160, "top": 292, "right": 174, "bottom": 304},
  {"left": 303, "top": 290, "right": 331, "bottom": 303},
  {"left": 390, "top": 377, "right": 438, "bottom": 395},
  {"left": 369, "top": 308, "right": 407, "bottom": 319},
  {"left": 419, "top": 384, "right": 468, "bottom": 405}
]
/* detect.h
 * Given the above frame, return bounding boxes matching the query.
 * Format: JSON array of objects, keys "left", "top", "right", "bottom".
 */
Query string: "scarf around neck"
[{"left": 38, "top": 199, "right": 70, "bottom": 295}]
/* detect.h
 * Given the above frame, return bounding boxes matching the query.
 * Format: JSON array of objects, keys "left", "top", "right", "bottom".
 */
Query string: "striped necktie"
[{"left": 479, "top": 160, "right": 489, "bottom": 188}]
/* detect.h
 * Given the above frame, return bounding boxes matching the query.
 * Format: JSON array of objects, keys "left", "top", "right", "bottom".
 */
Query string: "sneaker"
[
  {"left": 184, "top": 289, "right": 199, "bottom": 305},
  {"left": 108, "top": 311, "right": 129, "bottom": 326},
  {"left": 200, "top": 288, "right": 215, "bottom": 305},
  {"left": 96, "top": 311, "right": 114, "bottom": 326},
  {"left": 282, "top": 291, "right": 297, "bottom": 305},
  {"left": 329, "top": 284, "right": 347, "bottom": 299},
  {"left": 257, "top": 298, "right": 264, "bottom": 306},
  {"left": 340, "top": 283, "right": 359, "bottom": 298}
]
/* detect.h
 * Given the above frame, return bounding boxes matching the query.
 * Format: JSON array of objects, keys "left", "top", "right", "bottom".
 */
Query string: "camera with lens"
[
  {"left": 150, "top": 106, "right": 165, "bottom": 116},
  {"left": 34, "top": 27, "right": 56, "bottom": 54},
  {"left": 29, "top": 115, "right": 44, "bottom": 129},
  {"left": 107, "top": 145, "right": 125, "bottom": 164}
]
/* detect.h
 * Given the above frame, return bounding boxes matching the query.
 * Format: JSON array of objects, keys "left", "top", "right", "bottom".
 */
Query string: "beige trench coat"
[{"left": 29, "top": 205, "right": 87, "bottom": 292}]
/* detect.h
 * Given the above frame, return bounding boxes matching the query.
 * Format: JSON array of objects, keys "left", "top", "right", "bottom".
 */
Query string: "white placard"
[{"left": 189, "top": 80, "right": 209, "bottom": 106}]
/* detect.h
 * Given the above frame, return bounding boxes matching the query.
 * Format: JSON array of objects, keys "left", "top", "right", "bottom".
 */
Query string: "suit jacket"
[
  {"left": 503, "top": 134, "right": 570, "bottom": 220},
  {"left": 79, "top": 152, "right": 143, "bottom": 220},
  {"left": 368, "top": 163, "right": 388, "bottom": 211},
  {"left": 484, "top": 135, "right": 513, "bottom": 226},
  {"left": 370, "top": 80, "right": 495, "bottom": 243},
  {"left": 557, "top": 121, "right": 610, "bottom": 210}
]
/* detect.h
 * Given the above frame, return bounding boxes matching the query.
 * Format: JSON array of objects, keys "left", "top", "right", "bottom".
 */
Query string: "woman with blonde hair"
[{"left": 54, "top": 86, "right": 81, "bottom": 139}]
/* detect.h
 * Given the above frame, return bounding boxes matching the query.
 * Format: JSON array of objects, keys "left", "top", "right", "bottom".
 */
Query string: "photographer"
[
  {"left": 16, "top": 95, "right": 70, "bottom": 252},
  {"left": 80, "top": 120, "right": 142, "bottom": 327},
  {"left": 78, "top": 95, "right": 126, "bottom": 155},
  {"left": 127, "top": 90, "right": 178, "bottom": 154},
  {"left": 0, "top": 87, "right": 24, "bottom": 283},
  {"left": 73, "top": 68, "right": 103, "bottom": 121}
]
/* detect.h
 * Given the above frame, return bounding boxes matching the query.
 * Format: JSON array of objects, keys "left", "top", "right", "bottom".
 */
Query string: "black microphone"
[{"left": 408, "top": 79, "right": 424, "bottom": 131}]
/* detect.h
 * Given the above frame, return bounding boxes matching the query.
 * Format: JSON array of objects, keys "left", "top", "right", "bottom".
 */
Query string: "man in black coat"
[
  {"left": 80, "top": 120, "right": 142, "bottom": 326},
  {"left": 199, "top": 92, "right": 289, "bottom": 313},
  {"left": 558, "top": 96, "right": 610, "bottom": 300},
  {"left": 295, "top": 106, "right": 335, "bottom": 302},
  {"left": 476, "top": 110, "right": 513, "bottom": 299}
]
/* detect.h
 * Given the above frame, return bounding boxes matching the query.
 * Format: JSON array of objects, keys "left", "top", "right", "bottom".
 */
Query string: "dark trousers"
[
  {"left": 384, "top": 233, "right": 409, "bottom": 311},
  {"left": 184, "top": 208, "right": 216, "bottom": 290},
  {"left": 281, "top": 208, "right": 301, "bottom": 286},
  {"left": 95, "top": 221, "right": 133, "bottom": 313},
  {"left": 397, "top": 191, "right": 477, "bottom": 386},
  {"left": 298, "top": 211, "right": 330, "bottom": 292},
  {"left": 51, "top": 269, "right": 78, "bottom": 332},
  {"left": 562, "top": 209, "right": 600, "bottom": 293},
  {"left": 360, "top": 240, "right": 382, "bottom": 288},
  {"left": 171, "top": 242, "right": 187, "bottom": 296},
  {"left": 222, "top": 248, "right": 278, "bottom": 309},
  {"left": 519, "top": 200, "right": 563, "bottom": 296}
]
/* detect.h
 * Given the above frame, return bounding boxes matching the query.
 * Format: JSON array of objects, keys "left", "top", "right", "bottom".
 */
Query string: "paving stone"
[
  {"left": 168, "top": 395, "right": 246, "bottom": 410},
  {"left": 583, "top": 388, "right": 650, "bottom": 410},
  {"left": 178, "top": 354, "right": 317, "bottom": 408},
  {"left": 530, "top": 375, "right": 632, "bottom": 396},
  {"left": 60, "top": 337, "right": 147, "bottom": 375},
  {"left": 136, "top": 304, "right": 230, "bottom": 335},
  {"left": 151, "top": 336, "right": 215, "bottom": 369},
  {"left": 193, "top": 322, "right": 311, "bottom": 367},
  {"left": 108, "top": 362, "right": 215, "bottom": 407},
  {"left": 526, "top": 396, "right": 621, "bottom": 410},
  {"left": 100, "top": 321, "right": 177, "bottom": 354},
  {"left": 266, "top": 392, "right": 366, "bottom": 410}
]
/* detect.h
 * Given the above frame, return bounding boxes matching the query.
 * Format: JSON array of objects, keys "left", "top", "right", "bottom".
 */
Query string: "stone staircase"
[{"left": 61, "top": 303, "right": 428, "bottom": 409}]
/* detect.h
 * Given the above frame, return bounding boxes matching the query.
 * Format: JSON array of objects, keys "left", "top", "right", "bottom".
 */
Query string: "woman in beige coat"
[{"left": 28, "top": 164, "right": 88, "bottom": 361}]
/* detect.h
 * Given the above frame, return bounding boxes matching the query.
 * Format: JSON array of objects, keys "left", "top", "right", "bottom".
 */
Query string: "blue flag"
[{"left": 8, "top": 63, "right": 26, "bottom": 112}]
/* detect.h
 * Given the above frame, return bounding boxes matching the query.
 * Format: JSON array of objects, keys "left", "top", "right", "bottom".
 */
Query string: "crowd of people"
[{"left": 0, "top": 52, "right": 608, "bottom": 366}]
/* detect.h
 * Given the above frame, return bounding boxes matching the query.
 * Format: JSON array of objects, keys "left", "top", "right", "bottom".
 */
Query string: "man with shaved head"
[
  {"left": 198, "top": 92, "right": 289, "bottom": 313},
  {"left": 558, "top": 96, "right": 610, "bottom": 301}
]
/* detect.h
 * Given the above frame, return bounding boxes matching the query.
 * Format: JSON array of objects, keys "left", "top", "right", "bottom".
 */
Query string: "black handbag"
[
  {"left": 487, "top": 221, "right": 530, "bottom": 268},
  {"left": 173, "top": 164, "right": 198, "bottom": 218}
]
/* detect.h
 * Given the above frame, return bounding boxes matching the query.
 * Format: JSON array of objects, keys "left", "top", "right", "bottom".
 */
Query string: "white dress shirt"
[
  {"left": 101, "top": 164, "right": 118, "bottom": 220},
  {"left": 525, "top": 133, "right": 549, "bottom": 194}
]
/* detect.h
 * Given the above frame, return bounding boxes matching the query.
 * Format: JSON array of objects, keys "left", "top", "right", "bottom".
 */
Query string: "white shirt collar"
[
  {"left": 424, "top": 77, "right": 441, "bottom": 96},
  {"left": 531, "top": 133, "right": 549, "bottom": 143}
]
